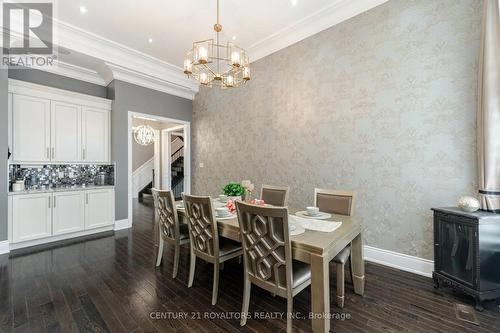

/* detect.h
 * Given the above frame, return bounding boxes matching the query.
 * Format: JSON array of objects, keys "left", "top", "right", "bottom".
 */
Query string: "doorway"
[{"left": 128, "top": 111, "right": 191, "bottom": 225}]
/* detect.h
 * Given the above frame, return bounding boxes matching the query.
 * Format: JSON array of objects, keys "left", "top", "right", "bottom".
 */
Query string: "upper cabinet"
[
  {"left": 51, "top": 101, "right": 82, "bottom": 163},
  {"left": 9, "top": 79, "right": 112, "bottom": 164},
  {"left": 12, "top": 94, "right": 51, "bottom": 162},
  {"left": 83, "top": 107, "right": 110, "bottom": 163}
]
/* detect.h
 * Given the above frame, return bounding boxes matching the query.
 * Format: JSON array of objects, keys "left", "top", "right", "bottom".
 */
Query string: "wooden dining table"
[{"left": 160, "top": 202, "right": 365, "bottom": 333}]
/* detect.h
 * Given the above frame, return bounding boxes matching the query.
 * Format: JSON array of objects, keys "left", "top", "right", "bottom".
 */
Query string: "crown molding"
[
  {"left": 104, "top": 62, "right": 196, "bottom": 100},
  {"left": 248, "top": 0, "right": 388, "bottom": 62},
  {"left": 52, "top": 19, "right": 199, "bottom": 99},
  {"left": 31, "top": 60, "right": 107, "bottom": 86}
]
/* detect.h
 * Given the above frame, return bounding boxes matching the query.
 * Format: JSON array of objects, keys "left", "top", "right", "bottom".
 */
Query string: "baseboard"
[
  {"left": 364, "top": 245, "right": 433, "bottom": 278},
  {"left": 0, "top": 240, "right": 9, "bottom": 255},
  {"left": 114, "top": 219, "right": 132, "bottom": 231}
]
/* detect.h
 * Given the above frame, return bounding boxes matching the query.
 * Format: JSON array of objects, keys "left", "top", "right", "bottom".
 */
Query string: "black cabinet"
[{"left": 432, "top": 208, "right": 500, "bottom": 310}]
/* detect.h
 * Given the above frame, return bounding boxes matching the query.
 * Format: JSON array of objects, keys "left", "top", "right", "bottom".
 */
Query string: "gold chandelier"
[{"left": 183, "top": 0, "right": 250, "bottom": 88}]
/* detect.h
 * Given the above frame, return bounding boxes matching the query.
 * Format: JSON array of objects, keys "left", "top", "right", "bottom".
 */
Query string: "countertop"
[{"left": 8, "top": 185, "right": 115, "bottom": 196}]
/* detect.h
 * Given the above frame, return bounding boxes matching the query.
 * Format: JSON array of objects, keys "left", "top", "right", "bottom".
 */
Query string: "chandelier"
[
  {"left": 183, "top": 0, "right": 250, "bottom": 88},
  {"left": 134, "top": 125, "right": 155, "bottom": 146}
]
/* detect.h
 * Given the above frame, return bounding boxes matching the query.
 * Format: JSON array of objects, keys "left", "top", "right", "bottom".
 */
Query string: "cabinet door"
[
  {"left": 12, "top": 193, "right": 52, "bottom": 242},
  {"left": 51, "top": 101, "right": 82, "bottom": 162},
  {"left": 12, "top": 94, "right": 51, "bottom": 162},
  {"left": 85, "top": 189, "right": 113, "bottom": 229},
  {"left": 53, "top": 191, "right": 85, "bottom": 236},
  {"left": 82, "top": 107, "right": 109, "bottom": 163}
]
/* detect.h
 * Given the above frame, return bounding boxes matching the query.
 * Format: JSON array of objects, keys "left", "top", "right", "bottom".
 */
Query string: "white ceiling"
[{"left": 57, "top": 0, "right": 335, "bottom": 67}]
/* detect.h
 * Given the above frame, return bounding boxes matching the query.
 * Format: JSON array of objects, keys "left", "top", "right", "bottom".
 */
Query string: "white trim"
[
  {"left": 248, "top": 0, "right": 389, "bottom": 62},
  {"left": 104, "top": 63, "right": 195, "bottom": 101},
  {"left": 52, "top": 19, "right": 198, "bottom": 99},
  {"left": 114, "top": 219, "right": 131, "bottom": 231},
  {"left": 31, "top": 61, "right": 107, "bottom": 86},
  {"left": 128, "top": 111, "right": 191, "bottom": 226},
  {"left": 8, "top": 79, "right": 112, "bottom": 110},
  {"left": 364, "top": 245, "right": 434, "bottom": 278},
  {"left": 0, "top": 241, "right": 9, "bottom": 255}
]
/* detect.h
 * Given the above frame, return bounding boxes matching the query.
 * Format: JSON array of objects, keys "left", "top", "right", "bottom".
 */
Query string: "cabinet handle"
[
  {"left": 46, "top": 148, "right": 50, "bottom": 159},
  {"left": 86, "top": 193, "right": 88, "bottom": 204},
  {"left": 53, "top": 196, "right": 56, "bottom": 208},
  {"left": 48, "top": 197, "right": 51, "bottom": 208}
]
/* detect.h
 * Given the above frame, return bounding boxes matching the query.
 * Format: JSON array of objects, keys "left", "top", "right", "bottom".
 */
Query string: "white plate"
[
  {"left": 216, "top": 213, "right": 236, "bottom": 220},
  {"left": 295, "top": 211, "right": 331, "bottom": 220},
  {"left": 176, "top": 205, "right": 185, "bottom": 210},
  {"left": 213, "top": 201, "right": 227, "bottom": 208},
  {"left": 289, "top": 223, "right": 305, "bottom": 236}
]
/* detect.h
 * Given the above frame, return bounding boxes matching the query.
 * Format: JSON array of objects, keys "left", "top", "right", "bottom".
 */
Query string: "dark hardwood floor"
[{"left": 1, "top": 197, "right": 499, "bottom": 333}]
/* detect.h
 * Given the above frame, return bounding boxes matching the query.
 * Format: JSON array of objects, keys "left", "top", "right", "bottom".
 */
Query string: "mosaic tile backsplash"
[{"left": 9, "top": 164, "right": 115, "bottom": 191}]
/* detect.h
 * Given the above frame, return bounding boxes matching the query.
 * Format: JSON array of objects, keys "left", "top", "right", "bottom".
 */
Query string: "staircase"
[
  {"left": 138, "top": 170, "right": 155, "bottom": 202},
  {"left": 171, "top": 138, "right": 184, "bottom": 200}
]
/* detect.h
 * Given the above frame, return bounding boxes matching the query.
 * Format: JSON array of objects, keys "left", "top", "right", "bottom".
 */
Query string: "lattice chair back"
[
  {"left": 182, "top": 194, "right": 219, "bottom": 260},
  {"left": 152, "top": 189, "right": 180, "bottom": 242},
  {"left": 236, "top": 201, "right": 292, "bottom": 294}
]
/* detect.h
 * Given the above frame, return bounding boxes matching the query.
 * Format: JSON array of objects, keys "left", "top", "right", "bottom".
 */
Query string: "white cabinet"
[
  {"left": 12, "top": 94, "right": 51, "bottom": 162},
  {"left": 51, "top": 101, "right": 82, "bottom": 162},
  {"left": 53, "top": 191, "right": 85, "bottom": 236},
  {"left": 12, "top": 193, "right": 52, "bottom": 242},
  {"left": 8, "top": 80, "right": 111, "bottom": 164},
  {"left": 83, "top": 107, "right": 110, "bottom": 163},
  {"left": 85, "top": 189, "right": 114, "bottom": 229},
  {"left": 9, "top": 189, "right": 115, "bottom": 248}
]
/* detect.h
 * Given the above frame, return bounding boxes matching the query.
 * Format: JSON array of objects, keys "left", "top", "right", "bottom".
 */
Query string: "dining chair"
[
  {"left": 314, "top": 188, "right": 355, "bottom": 308},
  {"left": 182, "top": 194, "right": 243, "bottom": 305},
  {"left": 152, "top": 189, "right": 190, "bottom": 279},
  {"left": 236, "top": 201, "right": 311, "bottom": 333},
  {"left": 260, "top": 184, "right": 290, "bottom": 206}
]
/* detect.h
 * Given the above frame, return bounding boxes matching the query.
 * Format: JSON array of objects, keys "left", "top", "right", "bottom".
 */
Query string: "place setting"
[
  {"left": 291, "top": 206, "right": 342, "bottom": 233},
  {"left": 214, "top": 206, "right": 236, "bottom": 220}
]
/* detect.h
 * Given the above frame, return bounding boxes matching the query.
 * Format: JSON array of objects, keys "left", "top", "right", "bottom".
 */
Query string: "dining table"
[{"left": 156, "top": 200, "right": 365, "bottom": 333}]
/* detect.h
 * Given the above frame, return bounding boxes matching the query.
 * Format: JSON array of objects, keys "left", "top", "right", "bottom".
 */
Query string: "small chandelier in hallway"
[{"left": 183, "top": 0, "right": 250, "bottom": 88}]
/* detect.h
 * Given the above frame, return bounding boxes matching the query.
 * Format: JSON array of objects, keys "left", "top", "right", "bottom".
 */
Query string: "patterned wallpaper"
[{"left": 191, "top": 0, "right": 483, "bottom": 259}]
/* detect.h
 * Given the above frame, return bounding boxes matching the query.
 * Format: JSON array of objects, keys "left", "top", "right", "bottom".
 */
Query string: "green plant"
[{"left": 222, "top": 182, "right": 245, "bottom": 196}]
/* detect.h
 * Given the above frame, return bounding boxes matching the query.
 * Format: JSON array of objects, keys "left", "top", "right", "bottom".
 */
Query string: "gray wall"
[
  {"left": 108, "top": 80, "right": 192, "bottom": 221},
  {"left": 192, "top": 0, "right": 483, "bottom": 260},
  {"left": 0, "top": 66, "right": 8, "bottom": 241},
  {"left": 8, "top": 68, "right": 107, "bottom": 98},
  {"left": 132, "top": 139, "right": 154, "bottom": 171}
]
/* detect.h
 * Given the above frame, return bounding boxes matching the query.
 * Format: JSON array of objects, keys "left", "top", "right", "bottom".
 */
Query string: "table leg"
[
  {"left": 351, "top": 232, "right": 365, "bottom": 295},
  {"left": 310, "top": 254, "right": 330, "bottom": 333}
]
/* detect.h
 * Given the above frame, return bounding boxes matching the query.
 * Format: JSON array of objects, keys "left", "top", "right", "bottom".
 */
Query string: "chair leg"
[
  {"left": 212, "top": 262, "right": 220, "bottom": 305},
  {"left": 286, "top": 296, "right": 293, "bottom": 333},
  {"left": 241, "top": 276, "right": 251, "bottom": 326},
  {"left": 172, "top": 243, "right": 180, "bottom": 279},
  {"left": 336, "top": 263, "right": 345, "bottom": 308},
  {"left": 155, "top": 238, "right": 164, "bottom": 267},
  {"left": 348, "top": 254, "right": 354, "bottom": 285},
  {"left": 188, "top": 249, "right": 196, "bottom": 287}
]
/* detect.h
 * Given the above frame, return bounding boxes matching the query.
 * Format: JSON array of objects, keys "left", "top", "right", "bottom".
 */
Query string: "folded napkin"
[{"left": 289, "top": 215, "right": 342, "bottom": 233}]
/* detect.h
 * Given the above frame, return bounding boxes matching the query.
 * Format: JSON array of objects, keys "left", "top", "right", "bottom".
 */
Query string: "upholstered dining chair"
[
  {"left": 182, "top": 194, "right": 243, "bottom": 305},
  {"left": 152, "top": 189, "right": 190, "bottom": 279},
  {"left": 236, "top": 201, "right": 311, "bottom": 333},
  {"left": 314, "top": 188, "right": 355, "bottom": 308},
  {"left": 260, "top": 184, "right": 290, "bottom": 206}
]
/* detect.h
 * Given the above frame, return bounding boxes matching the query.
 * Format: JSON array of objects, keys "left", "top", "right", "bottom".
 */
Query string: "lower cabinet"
[
  {"left": 12, "top": 193, "right": 52, "bottom": 242},
  {"left": 85, "top": 189, "right": 114, "bottom": 229},
  {"left": 10, "top": 189, "right": 114, "bottom": 245},
  {"left": 53, "top": 191, "right": 85, "bottom": 236}
]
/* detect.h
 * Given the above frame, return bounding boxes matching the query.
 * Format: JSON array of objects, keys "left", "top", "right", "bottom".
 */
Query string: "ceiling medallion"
[
  {"left": 183, "top": 0, "right": 250, "bottom": 89},
  {"left": 134, "top": 125, "right": 155, "bottom": 146}
]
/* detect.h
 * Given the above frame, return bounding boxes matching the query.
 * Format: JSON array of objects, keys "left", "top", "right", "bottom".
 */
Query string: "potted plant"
[{"left": 222, "top": 182, "right": 246, "bottom": 201}]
